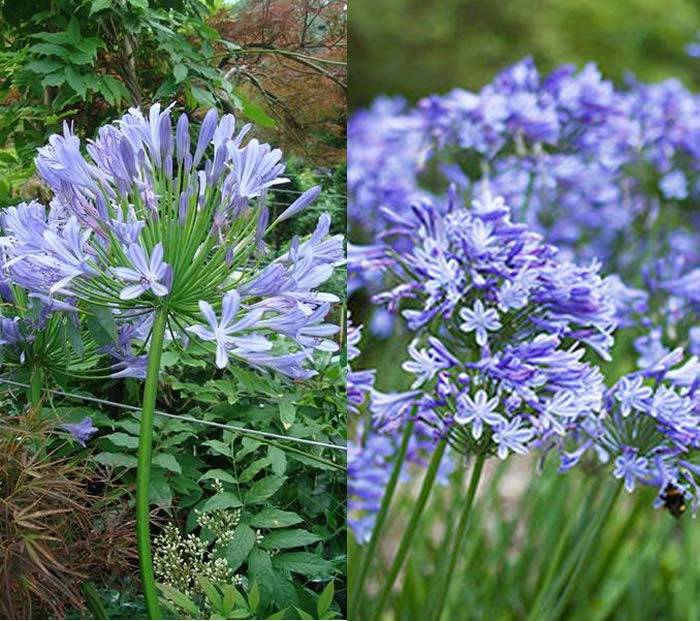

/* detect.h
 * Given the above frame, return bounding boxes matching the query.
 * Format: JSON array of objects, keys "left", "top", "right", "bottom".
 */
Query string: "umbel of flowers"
[
  {"left": 0, "top": 104, "right": 343, "bottom": 618},
  {"left": 369, "top": 190, "right": 616, "bottom": 457}
]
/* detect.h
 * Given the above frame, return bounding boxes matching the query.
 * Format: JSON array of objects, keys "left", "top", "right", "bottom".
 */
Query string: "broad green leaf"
[
  {"left": 198, "top": 468, "right": 237, "bottom": 484},
  {"left": 317, "top": 581, "right": 334, "bottom": 618},
  {"left": 152, "top": 453, "right": 182, "bottom": 474},
  {"left": 103, "top": 432, "right": 139, "bottom": 449},
  {"left": 89, "top": 0, "right": 112, "bottom": 16},
  {"left": 25, "top": 59, "right": 64, "bottom": 74},
  {"left": 173, "top": 63, "right": 188, "bottom": 83},
  {"left": 239, "top": 457, "right": 271, "bottom": 483},
  {"left": 64, "top": 66, "right": 87, "bottom": 98},
  {"left": 197, "top": 576, "right": 223, "bottom": 611},
  {"left": 247, "top": 549, "right": 275, "bottom": 595},
  {"left": 244, "top": 476, "right": 287, "bottom": 504},
  {"left": 93, "top": 451, "right": 138, "bottom": 469},
  {"left": 279, "top": 398, "right": 296, "bottom": 428},
  {"left": 66, "top": 18, "right": 81, "bottom": 44},
  {"left": 201, "top": 491, "right": 243, "bottom": 513},
  {"left": 157, "top": 583, "right": 200, "bottom": 616},
  {"left": 268, "top": 446, "right": 287, "bottom": 476},
  {"left": 149, "top": 470, "right": 172, "bottom": 507},
  {"left": 191, "top": 85, "right": 217, "bottom": 108},
  {"left": 248, "top": 581, "right": 260, "bottom": 613},
  {"left": 272, "top": 552, "right": 333, "bottom": 577},
  {"left": 294, "top": 607, "right": 315, "bottom": 620},
  {"left": 249, "top": 509, "right": 303, "bottom": 529},
  {"left": 225, "top": 524, "right": 256, "bottom": 572},
  {"left": 260, "top": 529, "right": 322, "bottom": 550},
  {"left": 30, "top": 43, "right": 67, "bottom": 56},
  {"left": 85, "top": 305, "right": 117, "bottom": 344},
  {"left": 240, "top": 97, "right": 276, "bottom": 128}
]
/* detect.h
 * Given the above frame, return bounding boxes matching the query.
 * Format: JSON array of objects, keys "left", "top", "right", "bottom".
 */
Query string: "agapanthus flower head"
[
  {"left": 0, "top": 104, "right": 342, "bottom": 379},
  {"left": 368, "top": 191, "right": 615, "bottom": 460},
  {"left": 59, "top": 416, "right": 98, "bottom": 447},
  {"left": 559, "top": 360, "right": 700, "bottom": 515}
]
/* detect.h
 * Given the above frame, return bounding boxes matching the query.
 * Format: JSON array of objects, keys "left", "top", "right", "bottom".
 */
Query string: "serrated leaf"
[
  {"left": 103, "top": 432, "right": 139, "bottom": 449},
  {"left": 248, "top": 549, "right": 275, "bottom": 595},
  {"left": 64, "top": 66, "right": 87, "bottom": 98},
  {"left": 93, "top": 452, "right": 137, "bottom": 469},
  {"left": 248, "top": 581, "right": 260, "bottom": 613},
  {"left": 272, "top": 552, "right": 333, "bottom": 577},
  {"left": 260, "top": 529, "right": 321, "bottom": 550},
  {"left": 152, "top": 453, "right": 181, "bottom": 474},
  {"left": 244, "top": 476, "right": 286, "bottom": 504},
  {"left": 201, "top": 491, "right": 243, "bottom": 513},
  {"left": 191, "top": 85, "right": 217, "bottom": 108},
  {"left": 225, "top": 524, "right": 256, "bottom": 572},
  {"left": 316, "top": 581, "right": 334, "bottom": 617},
  {"left": 249, "top": 509, "right": 302, "bottom": 529},
  {"left": 149, "top": 470, "right": 172, "bottom": 507}
]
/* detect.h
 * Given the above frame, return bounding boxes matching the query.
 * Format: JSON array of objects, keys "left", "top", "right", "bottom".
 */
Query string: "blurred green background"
[{"left": 349, "top": 0, "right": 700, "bottom": 109}]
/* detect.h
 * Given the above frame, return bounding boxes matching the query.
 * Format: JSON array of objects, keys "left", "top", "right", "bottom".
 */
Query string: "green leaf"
[
  {"left": 316, "top": 581, "right": 334, "bottom": 618},
  {"left": 279, "top": 398, "right": 296, "bottom": 428},
  {"left": 66, "top": 17, "right": 81, "bottom": 44},
  {"left": 197, "top": 576, "right": 223, "bottom": 611},
  {"left": 239, "top": 457, "right": 271, "bottom": 483},
  {"left": 64, "top": 66, "right": 87, "bottom": 99},
  {"left": 85, "top": 305, "right": 117, "bottom": 345},
  {"left": 260, "top": 529, "right": 322, "bottom": 550},
  {"left": 157, "top": 583, "right": 201, "bottom": 616},
  {"left": 89, "top": 0, "right": 112, "bottom": 16},
  {"left": 240, "top": 97, "right": 276, "bottom": 128},
  {"left": 93, "top": 451, "right": 138, "bottom": 469},
  {"left": 294, "top": 607, "right": 315, "bottom": 620},
  {"left": 103, "top": 432, "right": 139, "bottom": 449},
  {"left": 67, "top": 50, "right": 95, "bottom": 65},
  {"left": 152, "top": 453, "right": 182, "bottom": 474},
  {"left": 149, "top": 470, "right": 173, "bottom": 507},
  {"left": 30, "top": 43, "right": 67, "bottom": 56},
  {"left": 272, "top": 552, "right": 333, "bottom": 577},
  {"left": 198, "top": 468, "right": 237, "bottom": 484},
  {"left": 64, "top": 318, "right": 84, "bottom": 356},
  {"left": 248, "top": 581, "right": 260, "bottom": 613},
  {"left": 173, "top": 63, "right": 188, "bottom": 83},
  {"left": 225, "top": 524, "right": 256, "bottom": 572},
  {"left": 25, "top": 59, "right": 64, "bottom": 74},
  {"left": 249, "top": 509, "right": 303, "bottom": 529},
  {"left": 201, "top": 491, "right": 243, "bottom": 513},
  {"left": 128, "top": 0, "right": 149, "bottom": 8},
  {"left": 268, "top": 446, "right": 287, "bottom": 476},
  {"left": 244, "top": 476, "right": 287, "bottom": 505},
  {"left": 190, "top": 84, "right": 217, "bottom": 108},
  {"left": 248, "top": 549, "right": 275, "bottom": 595}
]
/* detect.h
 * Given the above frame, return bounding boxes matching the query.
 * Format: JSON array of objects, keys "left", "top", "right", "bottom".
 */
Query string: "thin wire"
[{"left": 0, "top": 377, "right": 346, "bottom": 452}]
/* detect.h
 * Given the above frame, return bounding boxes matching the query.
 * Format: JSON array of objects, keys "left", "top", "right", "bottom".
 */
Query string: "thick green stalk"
[
  {"left": 368, "top": 439, "right": 447, "bottom": 621},
  {"left": 136, "top": 307, "right": 167, "bottom": 619},
  {"left": 349, "top": 419, "right": 415, "bottom": 619},
  {"left": 429, "top": 452, "right": 486, "bottom": 621}
]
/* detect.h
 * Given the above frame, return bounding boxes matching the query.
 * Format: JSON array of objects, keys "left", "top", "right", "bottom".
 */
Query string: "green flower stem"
[
  {"left": 349, "top": 418, "right": 415, "bottom": 620},
  {"left": 429, "top": 451, "right": 486, "bottom": 621},
  {"left": 136, "top": 306, "right": 167, "bottom": 620},
  {"left": 368, "top": 439, "right": 447, "bottom": 621},
  {"left": 685, "top": 513, "right": 698, "bottom": 621},
  {"left": 528, "top": 481, "right": 622, "bottom": 621}
]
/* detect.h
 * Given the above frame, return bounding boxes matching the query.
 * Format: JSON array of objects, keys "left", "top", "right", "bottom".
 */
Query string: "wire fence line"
[{"left": 0, "top": 377, "right": 346, "bottom": 452}]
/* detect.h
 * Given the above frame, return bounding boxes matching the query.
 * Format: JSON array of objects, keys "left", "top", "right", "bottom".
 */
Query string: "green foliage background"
[{"left": 349, "top": 0, "right": 700, "bottom": 109}]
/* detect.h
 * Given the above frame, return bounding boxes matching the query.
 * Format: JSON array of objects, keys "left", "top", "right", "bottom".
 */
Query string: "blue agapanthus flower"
[
  {"left": 0, "top": 104, "right": 343, "bottom": 380},
  {"left": 366, "top": 190, "right": 615, "bottom": 458}
]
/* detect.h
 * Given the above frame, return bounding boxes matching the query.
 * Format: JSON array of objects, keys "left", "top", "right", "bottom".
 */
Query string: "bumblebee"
[{"left": 661, "top": 483, "right": 686, "bottom": 519}]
